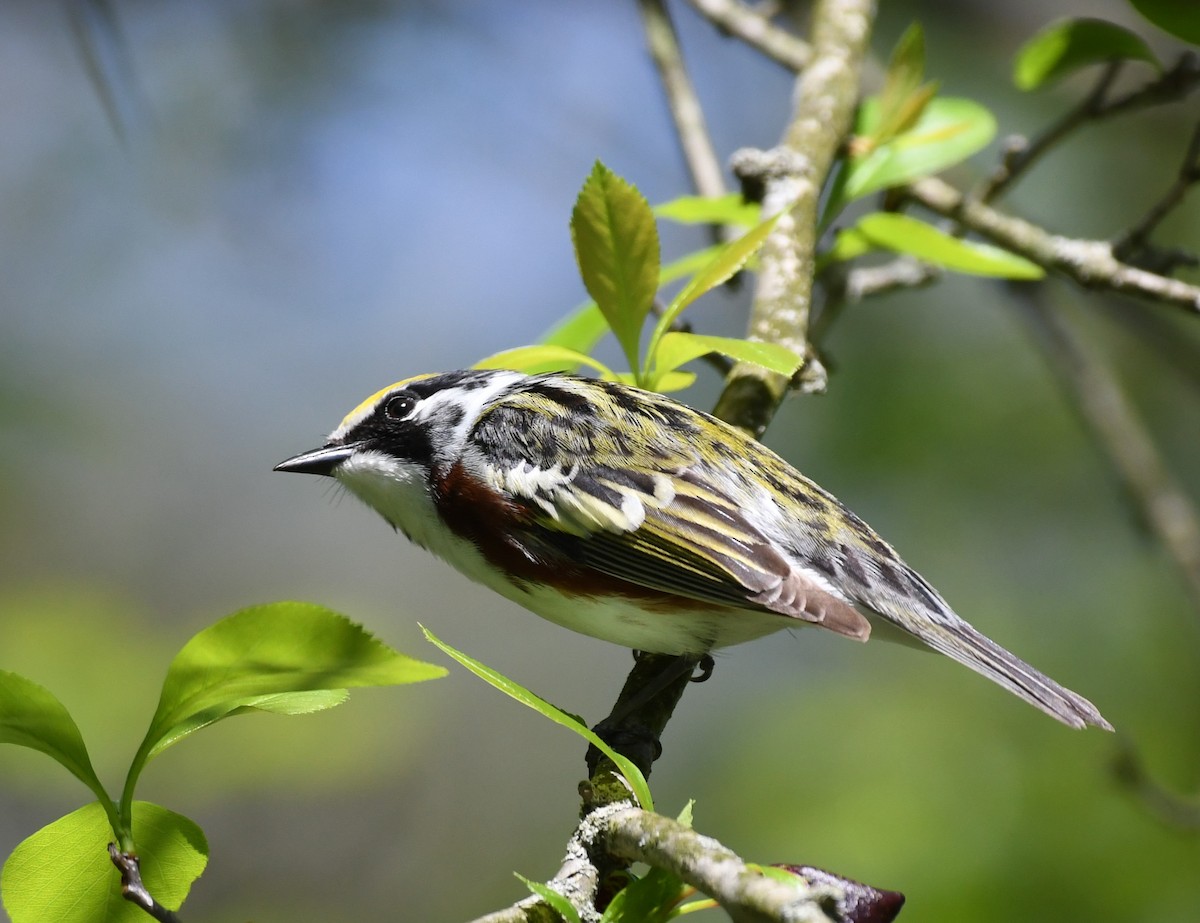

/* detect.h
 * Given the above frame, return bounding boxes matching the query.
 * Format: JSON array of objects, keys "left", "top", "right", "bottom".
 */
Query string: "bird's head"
[{"left": 274, "top": 369, "right": 524, "bottom": 527}]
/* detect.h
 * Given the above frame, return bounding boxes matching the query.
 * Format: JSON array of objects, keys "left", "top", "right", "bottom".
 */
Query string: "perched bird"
[{"left": 276, "top": 369, "right": 1111, "bottom": 731}]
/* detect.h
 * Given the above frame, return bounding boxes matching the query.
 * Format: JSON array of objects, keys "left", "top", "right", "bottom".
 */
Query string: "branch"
[
  {"left": 978, "top": 52, "right": 1200, "bottom": 203},
  {"left": 1113, "top": 742, "right": 1200, "bottom": 830},
  {"left": 714, "top": 0, "right": 877, "bottom": 435},
  {"left": 684, "top": 0, "right": 811, "bottom": 72},
  {"left": 108, "top": 846, "right": 184, "bottom": 923},
  {"left": 472, "top": 803, "right": 905, "bottom": 923},
  {"left": 904, "top": 175, "right": 1200, "bottom": 313},
  {"left": 838, "top": 256, "right": 939, "bottom": 303},
  {"left": 1011, "top": 291, "right": 1200, "bottom": 616},
  {"left": 976, "top": 61, "right": 1122, "bottom": 204},
  {"left": 1113, "top": 119, "right": 1200, "bottom": 273},
  {"left": 584, "top": 0, "right": 876, "bottom": 788}
]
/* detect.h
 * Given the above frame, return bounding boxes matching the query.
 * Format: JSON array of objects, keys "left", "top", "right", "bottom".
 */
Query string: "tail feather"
[{"left": 915, "top": 617, "right": 1112, "bottom": 731}]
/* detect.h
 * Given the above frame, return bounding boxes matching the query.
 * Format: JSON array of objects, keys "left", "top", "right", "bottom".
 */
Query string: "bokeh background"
[{"left": 2, "top": 1, "right": 1198, "bottom": 920}]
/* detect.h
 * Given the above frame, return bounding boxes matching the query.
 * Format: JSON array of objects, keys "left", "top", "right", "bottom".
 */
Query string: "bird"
[{"left": 275, "top": 368, "right": 1111, "bottom": 731}]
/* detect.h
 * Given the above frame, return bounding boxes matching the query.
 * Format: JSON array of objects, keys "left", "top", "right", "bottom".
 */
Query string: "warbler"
[{"left": 276, "top": 369, "right": 1111, "bottom": 731}]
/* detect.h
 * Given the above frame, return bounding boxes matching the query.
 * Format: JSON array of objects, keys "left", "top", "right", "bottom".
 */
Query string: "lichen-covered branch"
[
  {"left": 713, "top": 0, "right": 877, "bottom": 435},
  {"left": 471, "top": 802, "right": 905, "bottom": 923},
  {"left": 600, "top": 807, "right": 837, "bottom": 923},
  {"left": 905, "top": 176, "right": 1200, "bottom": 313}
]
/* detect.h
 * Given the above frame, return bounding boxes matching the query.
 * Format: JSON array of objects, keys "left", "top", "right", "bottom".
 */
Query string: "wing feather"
[{"left": 467, "top": 388, "right": 869, "bottom": 640}]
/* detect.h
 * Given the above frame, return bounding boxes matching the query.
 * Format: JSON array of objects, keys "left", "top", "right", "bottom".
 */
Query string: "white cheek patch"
[{"left": 335, "top": 450, "right": 434, "bottom": 537}]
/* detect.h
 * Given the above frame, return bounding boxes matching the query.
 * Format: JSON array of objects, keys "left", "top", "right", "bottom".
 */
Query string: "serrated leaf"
[
  {"left": 0, "top": 672, "right": 107, "bottom": 804},
  {"left": 571, "top": 162, "right": 661, "bottom": 373},
  {"left": 475, "top": 345, "right": 618, "bottom": 379},
  {"left": 536, "top": 247, "right": 723, "bottom": 375},
  {"left": 1014, "top": 18, "right": 1160, "bottom": 90},
  {"left": 645, "top": 215, "right": 782, "bottom": 380},
  {"left": 1129, "top": 0, "right": 1200, "bottom": 45},
  {"left": 127, "top": 603, "right": 446, "bottom": 796},
  {"left": 652, "top": 332, "right": 802, "bottom": 384},
  {"left": 516, "top": 874, "right": 582, "bottom": 923},
  {"left": 1, "top": 802, "right": 207, "bottom": 923},
  {"left": 856, "top": 212, "right": 1044, "bottom": 278},
  {"left": 654, "top": 194, "right": 760, "bottom": 228},
  {"left": 841, "top": 97, "right": 996, "bottom": 203},
  {"left": 421, "top": 625, "right": 653, "bottom": 810}
]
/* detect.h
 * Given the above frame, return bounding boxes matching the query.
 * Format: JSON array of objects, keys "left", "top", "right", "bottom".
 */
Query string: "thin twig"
[
  {"left": 108, "top": 846, "right": 184, "bottom": 923},
  {"left": 1011, "top": 291, "right": 1200, "bottom": 616},
  {"left": 639, "top": 0, "right": 728, "bottom": 203},
  {"left": 684, "top": 0, "right": 811, "bottom": 71},
  {"left": 905, "top": 175, "right": 1200, "bottom": 313},
  {"left": 840, "top": 256, "right": 940, "bottom": 303},
  {"left": 977, "top": 62, "right": 1123, "bottom": 204},
  {"left": 977, "top": 52, "right": 1200, "bottom": 204},
  {"left": 1113, "top": 741, "right": 1200, "bottom": 830},
  {"left": 67, "top": 0, "right": 152, "bottom": 143},
  {"left": 1113, "top": 119, "right": 1200, "bottom": 271}
]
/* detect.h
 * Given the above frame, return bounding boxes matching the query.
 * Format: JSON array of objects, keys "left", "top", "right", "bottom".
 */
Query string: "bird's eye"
[{"left": 383, "top": 393, "right": 417, "bottom": 420}]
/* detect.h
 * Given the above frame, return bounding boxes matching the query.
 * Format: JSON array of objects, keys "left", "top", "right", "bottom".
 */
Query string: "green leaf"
[
  {"left": 1, "top": 802, "right": 207, "bottom": 923},
  {"left": 855, "top": 212, "right": 1045, "bottom": 278},
  {"left": 818, "top": 225, "right": 875, "bottom": 269},
  {"left": 871, "top": 24, "right": 940, "bottom": 144},
  {"left": 645, "top": 214, "right": 782, "bottom": 380},
  {"left": 124, "top": 603, "right": 446, "bottom": 814},
  {"left": 533, "top": 247, "right": 724, "bottom": 378},
  {"left": 540, "top": 303, "right": 610, "bottom": 355},
  {"left": 1129, "top": 0, "right": 1200, "bottom": 45},
  {"left": 652, "top": 332, "right": 802, "bottom": 385},
  {"left": 233, "top": 689, "right": 350, "bottom": 715},
  {"left": 654, "top": 194, "right": 760, "bottom": 228},
  {"left": 841, "top": 97, "right": 996, "bottom": 203},
  {"left": 0, "top": 672, "right": 109, "bottom": 807},
  {"left": 516, "top": 874, "right": 582, "bottom": 923},
  {"left": 571, "top": 162, "right": 661, "bottom": 373},
  {"left": 422, "top": 625, "right": 653, "bottom": 810},
  {"left": 658, "top": 245, "right": 725, "bottom": 286},
  {"left": 1014, "top": 18, "right": 1160, "bottom": 90},
  {"left": 614, "top": 369, "right": 697, "bottom": 393},
  {"left": 475, "top": 345, "right": 618, "bottom": 379},
  {"left": 601, "top": 867, "right": 687, "bottom": 923}
]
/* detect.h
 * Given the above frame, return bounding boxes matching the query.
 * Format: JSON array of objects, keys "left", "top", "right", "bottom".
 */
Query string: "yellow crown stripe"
[{"left": 338, "top": 374, "right": 436, "bottom": 429}]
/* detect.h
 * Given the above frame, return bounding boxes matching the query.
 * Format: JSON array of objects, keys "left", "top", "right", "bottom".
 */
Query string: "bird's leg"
[
  {"left": 691, "top": 653, "right": 715, "bottom": 683},
  {"left": 587, "top": 652, "right": 704, "bottom": 778}
]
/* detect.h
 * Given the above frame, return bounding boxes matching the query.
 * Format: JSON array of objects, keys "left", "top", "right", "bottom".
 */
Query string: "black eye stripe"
[{"left": 383, "top": 393, "right": 417, "bottom": 420}]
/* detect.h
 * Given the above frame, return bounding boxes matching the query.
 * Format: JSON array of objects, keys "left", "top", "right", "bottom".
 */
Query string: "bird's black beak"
[{"left": 274, "top": 444, "right": 356, "bottom": 477}]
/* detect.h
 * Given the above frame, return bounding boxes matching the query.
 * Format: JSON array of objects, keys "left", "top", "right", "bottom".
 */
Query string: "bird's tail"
[{"left": 909, "top": 615, "right": 1112, "bottom": 731}]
